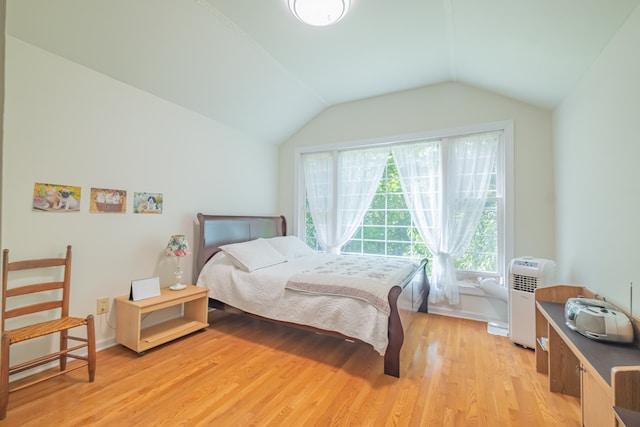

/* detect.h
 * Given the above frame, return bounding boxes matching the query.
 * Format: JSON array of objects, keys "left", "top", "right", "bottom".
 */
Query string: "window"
[
  {"left": 340, "top": 153, "right": 429, "bottom": 260},
  {"left": 296, "top": 122, "right": 513, "bottom": 288}
]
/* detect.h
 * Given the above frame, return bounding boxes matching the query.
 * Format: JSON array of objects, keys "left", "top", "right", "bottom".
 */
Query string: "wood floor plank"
[{"left": 0, "top": 311, "right": 581, "bottom": 426}]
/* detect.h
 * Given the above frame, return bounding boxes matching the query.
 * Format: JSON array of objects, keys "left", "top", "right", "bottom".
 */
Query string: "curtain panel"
[
  {"left": 302, "top": 148, "right": 388, "bottom": 254},
  {"left": 393, "top": 132, "right": 499, "bottom": 304}
]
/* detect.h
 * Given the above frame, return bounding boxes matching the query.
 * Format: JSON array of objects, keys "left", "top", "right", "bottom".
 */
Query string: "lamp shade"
[
  {"left": 165, "top": 235, "right": 191, "bottom": 257},
  {"left": 288, "top": 0, "right": 350, "bottom": 26}
]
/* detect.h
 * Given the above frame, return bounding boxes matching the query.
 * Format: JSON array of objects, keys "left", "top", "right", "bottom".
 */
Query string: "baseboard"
[{"left": 97, "top": 337, "right": 119, "bottom": 352}]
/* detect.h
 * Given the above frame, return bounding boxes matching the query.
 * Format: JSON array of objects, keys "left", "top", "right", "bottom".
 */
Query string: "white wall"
[
  {"left": 1, "top": 37, "right": 279, "bottom": 354},
  {"left": 554, "top": 6, "right": 640, "bottom": 310},
  {"left": 278, "top": 82, "right": 555, "bottom": 322}
]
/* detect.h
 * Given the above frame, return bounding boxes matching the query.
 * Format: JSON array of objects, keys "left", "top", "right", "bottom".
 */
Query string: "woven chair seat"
[{"left": 5, "top": 317, "right": 88, "bottom": 344}]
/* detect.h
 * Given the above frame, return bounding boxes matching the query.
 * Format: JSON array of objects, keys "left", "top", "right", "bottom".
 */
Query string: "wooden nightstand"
[{"left": 115, "top": 284, "right": 209, "bottom": 354}]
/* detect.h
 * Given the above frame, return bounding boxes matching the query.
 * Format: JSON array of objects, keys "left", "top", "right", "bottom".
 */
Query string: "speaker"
[{"left": 575, "top": 309, "right": 606, "bottom": 335}]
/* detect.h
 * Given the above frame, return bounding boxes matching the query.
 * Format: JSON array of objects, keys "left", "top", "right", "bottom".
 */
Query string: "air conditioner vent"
[{"left": 510, "top": 273, "right": 538, "bottom": 293}]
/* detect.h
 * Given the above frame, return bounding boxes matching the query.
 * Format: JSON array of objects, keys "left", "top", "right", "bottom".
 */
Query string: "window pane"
[
  {"left": 387, "top": 242, "right": 411, "bottom": 257},
  {"left": 387, "top": 226, "right": 411, "bottom": 241},
  {"left": 363, "top": 226, "right": 385, "bottom": 240},
  {"left": 388, "top": 211, "right": 411, "bottom": 225},
  {"left": 371, "top": 194, "right": 386, "bottom": 209},
  {"left": 364, "top": 211, "right": 385, "bottom": 225},
  {"left": 363, "top": 240, "right": 385, "bottom": 255},
  {"left": 387, "top": 194, "right": 406, "bottom": 208}
]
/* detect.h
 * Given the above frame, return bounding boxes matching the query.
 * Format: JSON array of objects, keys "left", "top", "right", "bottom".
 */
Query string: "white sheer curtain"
[
  {"left": 301, "top": 151, "right": 334, "bottom": 251},
  {"left": 392, "top": 132, "right": 499, "bottom": 304},
  {"left": 302, "top": 148, "right": 388, "bottom": 254}
]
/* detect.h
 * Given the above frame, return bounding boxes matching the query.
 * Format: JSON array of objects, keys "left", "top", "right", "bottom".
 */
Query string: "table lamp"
[{"left": 165, "top": 234, "right": 191, "bottom": 290}]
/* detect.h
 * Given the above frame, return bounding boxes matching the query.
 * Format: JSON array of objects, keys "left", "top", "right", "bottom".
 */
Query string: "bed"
[{"left": 194, "top": 214, "right": 430, "bottom": 377}]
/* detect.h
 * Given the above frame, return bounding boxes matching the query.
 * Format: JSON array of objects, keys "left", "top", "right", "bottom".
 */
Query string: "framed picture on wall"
[
  {"left": 32, "top": 182, "right": 81, "bottom": 212},
  {"left": 90, "top": 187, "right": 127, "bottom": 213},
  {"left": 133, "top": 192, "right": 163, "bottom": 214}
]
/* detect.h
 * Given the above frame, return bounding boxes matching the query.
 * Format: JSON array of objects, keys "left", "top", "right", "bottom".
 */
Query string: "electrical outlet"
[{"left": 96, "top": 297, "right": 109, "bottom": 314}]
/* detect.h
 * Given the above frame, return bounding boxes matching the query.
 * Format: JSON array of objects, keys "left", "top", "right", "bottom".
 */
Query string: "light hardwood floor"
[{"left": 0, "top": 311, "right": 580, "bottom": 426}]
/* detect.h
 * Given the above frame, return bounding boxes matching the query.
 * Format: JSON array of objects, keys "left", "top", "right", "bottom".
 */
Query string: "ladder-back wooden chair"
[{"left": 0, "top": 245, "right": 96, "bottom": 420}]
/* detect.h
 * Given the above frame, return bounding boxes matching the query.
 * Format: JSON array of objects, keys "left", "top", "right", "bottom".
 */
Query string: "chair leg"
[
  {"left": 1, "top": 334, "right": 11, "bottom": 420},
  {"left": 86, "top": 315, "right": 96, "bottom": 382},
  {"left": 59, "top": 329, "right": 68, "bottom": 371}
]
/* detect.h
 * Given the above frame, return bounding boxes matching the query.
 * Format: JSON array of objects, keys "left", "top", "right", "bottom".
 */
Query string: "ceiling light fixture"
[{"left": 288, "top": 0, "right": 351, "bottom": 27}]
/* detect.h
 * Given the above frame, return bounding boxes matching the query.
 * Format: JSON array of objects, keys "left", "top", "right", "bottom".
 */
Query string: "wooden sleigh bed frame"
[{"left": 194, "top": 214, "right": 430, "bottom": 377}]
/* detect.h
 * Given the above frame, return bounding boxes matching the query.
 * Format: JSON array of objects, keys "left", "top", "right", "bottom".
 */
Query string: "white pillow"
[
  {"left": 219, "top": 238, "right": 287, "bottom": 272},
  {"left": 265, "top": 236, "right": 315, "bottom": 259}
]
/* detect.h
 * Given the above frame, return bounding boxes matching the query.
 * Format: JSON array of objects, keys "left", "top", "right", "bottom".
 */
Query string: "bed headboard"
[{"left": 195, "top": 214, "right": 287, "bottom": 278}]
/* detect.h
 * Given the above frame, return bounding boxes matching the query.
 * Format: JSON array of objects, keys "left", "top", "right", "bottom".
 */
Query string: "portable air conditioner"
[{"left": 508, "top": 256, "right": 556, "bottom": 348}]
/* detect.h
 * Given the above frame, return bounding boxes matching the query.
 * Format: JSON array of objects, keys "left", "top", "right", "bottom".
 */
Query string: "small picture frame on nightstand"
[{"left": 129, "top": 277, "right": 161, "bottom": 301}]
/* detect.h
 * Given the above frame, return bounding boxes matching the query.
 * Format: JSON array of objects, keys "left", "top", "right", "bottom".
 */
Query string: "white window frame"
[{"left": 293, "top": 120, "right": 514, "bottom": 286}]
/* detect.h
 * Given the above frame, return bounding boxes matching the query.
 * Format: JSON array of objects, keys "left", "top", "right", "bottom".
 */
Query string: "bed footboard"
[{"left": 384, "top": 258, "right": 430, "bottom": 377}]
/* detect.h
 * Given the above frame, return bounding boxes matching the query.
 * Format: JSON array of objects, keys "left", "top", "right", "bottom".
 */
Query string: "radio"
[{"left": 565, "top": 297, "right": 634, "bottom": 343}]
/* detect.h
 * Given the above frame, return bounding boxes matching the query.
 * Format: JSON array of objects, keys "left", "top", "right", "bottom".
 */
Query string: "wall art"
[
  {"left": 133, "top": 192, "right": 163, "bottom": 214},
  {"left": 90, "top": 187, "right": 127, "bottom": 213},
  {"left": 32, "top": 182, "right": 81, "bottom": 212}
]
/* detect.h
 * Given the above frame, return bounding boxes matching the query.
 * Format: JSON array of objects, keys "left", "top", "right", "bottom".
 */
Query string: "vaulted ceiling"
[{"left": 6, "top": 0, "right": 640, "bottom": 144}]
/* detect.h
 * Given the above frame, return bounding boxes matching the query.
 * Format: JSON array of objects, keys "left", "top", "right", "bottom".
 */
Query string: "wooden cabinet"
[
  {"left": 115, "top": 285, "right": 209, "bottom": 354},
  {"left": 582, "top": 366, "right": 614, "bottom": 427},
  {"left": 535, "top": 285, "right": 640, "bottom": 427}
]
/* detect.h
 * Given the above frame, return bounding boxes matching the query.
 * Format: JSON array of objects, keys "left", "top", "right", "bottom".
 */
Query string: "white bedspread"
[
  {"left": 196, "top": 253, "right": 410, "bottom": 355},
  {"left": 286, "top": 256, "right": 416, "bottom": 315}
]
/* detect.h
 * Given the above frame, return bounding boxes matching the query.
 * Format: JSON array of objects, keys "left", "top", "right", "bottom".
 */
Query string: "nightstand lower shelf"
[
  {"left": 116, "top": 285, "right": 209, "bottom": 354},
  {"left": 139, "top": 318, "right": 207, "bottom": 349}
]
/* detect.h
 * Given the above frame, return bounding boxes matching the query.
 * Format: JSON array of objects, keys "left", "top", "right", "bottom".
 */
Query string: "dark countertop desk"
[{"left": 537, "top": 301, "right": 640, "bottom": 386}]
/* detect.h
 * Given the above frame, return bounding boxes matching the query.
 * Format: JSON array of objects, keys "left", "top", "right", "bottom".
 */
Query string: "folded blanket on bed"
[{"left": 285, "top": 256, "right": 417, "bottom": 315}]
